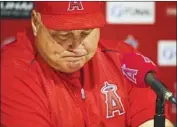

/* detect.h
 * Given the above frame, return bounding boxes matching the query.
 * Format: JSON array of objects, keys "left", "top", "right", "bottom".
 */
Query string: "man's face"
[{"left": 32, "top": 12, "right": 100, "bottom": 73}]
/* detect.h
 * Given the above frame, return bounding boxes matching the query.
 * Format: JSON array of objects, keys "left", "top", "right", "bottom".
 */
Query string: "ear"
[
  {"left": 31, "top": 10, "right": 38, "bottom": 36},
  {"left": 31, "top": 10, "right": 42, "bottom": 36},
  {"left": 31, "top": 21, "right": 37, "bottom": 36}
]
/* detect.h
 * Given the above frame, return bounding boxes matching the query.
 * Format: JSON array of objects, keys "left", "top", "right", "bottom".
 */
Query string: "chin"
[
  {"left": 53, "top": 57, "right": 89, "bottom": 73},
  {"left": 60, "top": 63, "right": 85, "bottom": 73},
  {"left": 61, "top": 67, "right": 82, "bottom": 74}
]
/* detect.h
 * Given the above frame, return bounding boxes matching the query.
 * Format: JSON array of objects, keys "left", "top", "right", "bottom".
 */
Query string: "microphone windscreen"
[{"left": 120, "top": 53, "right": 158, "bottom": 87}]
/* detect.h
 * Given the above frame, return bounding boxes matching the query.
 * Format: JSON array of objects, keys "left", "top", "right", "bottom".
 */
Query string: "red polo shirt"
[{"left": 1, "top": 29, "right": 170, "bottom": 127}]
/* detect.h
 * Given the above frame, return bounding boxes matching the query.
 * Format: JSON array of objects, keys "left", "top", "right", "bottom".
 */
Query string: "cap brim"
[{"left": 40, "top": 12, "right": 106, "bottom": 30}]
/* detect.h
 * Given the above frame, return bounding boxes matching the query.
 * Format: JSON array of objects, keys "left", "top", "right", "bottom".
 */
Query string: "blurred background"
[{"left": 1, "top": 1, "right": 176, "bottom": 124}]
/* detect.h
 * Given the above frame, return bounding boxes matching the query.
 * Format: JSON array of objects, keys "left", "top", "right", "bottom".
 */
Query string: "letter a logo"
[
  {"left": 101, "top": 82, "right": 125, "bottom": 118},
  {"left": 121, "top": 64, "right": 138, "bottom": 84},
  {"left": 68, "top": 1, "right": 84, "bottom": 11}
]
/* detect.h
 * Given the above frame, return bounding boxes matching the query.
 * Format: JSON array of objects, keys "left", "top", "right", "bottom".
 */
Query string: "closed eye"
[
  {"left": 81, "top": 32, "right": 89, "bottom": 36},
  {"left": 51, "top": 32, "right": 70, "bottom": 40},
  {"left": 81, "top": 29, "right": 93, "bottom": 36},
  {"left": 59, "top": 35, "right": 70, "bottom": 40}
]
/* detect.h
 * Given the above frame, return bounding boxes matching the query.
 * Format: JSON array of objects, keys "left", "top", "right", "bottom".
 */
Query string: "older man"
[{"left": 1, "top": 2, "right": 174, "bottom": 127}]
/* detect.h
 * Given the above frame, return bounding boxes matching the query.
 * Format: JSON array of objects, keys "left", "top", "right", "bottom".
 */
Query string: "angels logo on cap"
[
  {"left": 34, "top": 1, "right": 105, "bottom": 30},
  {"left": 68, "top": 1, "right": 84, "bottom": 11}
]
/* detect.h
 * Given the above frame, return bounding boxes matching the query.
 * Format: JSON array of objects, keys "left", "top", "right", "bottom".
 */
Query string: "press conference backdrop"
[{"left": 1, "top": 1, "right": 176, "bottom": 123}]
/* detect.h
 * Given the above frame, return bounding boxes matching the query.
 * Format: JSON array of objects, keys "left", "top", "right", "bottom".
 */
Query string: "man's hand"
[{"left": 139, "top": 119, "right": 174, "bottom": 127}]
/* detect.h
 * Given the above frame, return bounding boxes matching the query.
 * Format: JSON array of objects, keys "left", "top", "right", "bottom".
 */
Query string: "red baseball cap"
[{"left": 34, "top": 1, "right": 106, "bottom": 30}]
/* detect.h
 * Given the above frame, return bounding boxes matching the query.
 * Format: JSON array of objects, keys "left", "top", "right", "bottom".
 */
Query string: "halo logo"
[
  {"left": 158, "top": 40, "right": 176, "bottom": 66},
  {"left": 110, "top": 5, "right": 122, "bottom": 17},
  {"left": 106, "top": 2, "right": 155, "bottom": 24},
  {"left": 162, "top": 48, "right": 176, "bottom": 61}
]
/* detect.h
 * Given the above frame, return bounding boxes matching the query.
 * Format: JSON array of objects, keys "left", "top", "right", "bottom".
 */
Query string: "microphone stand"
[{"left": 154, "top": 92, "right": 165, "bottom": 127}]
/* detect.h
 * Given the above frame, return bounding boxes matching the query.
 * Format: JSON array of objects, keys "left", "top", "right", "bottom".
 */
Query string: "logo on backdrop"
[
  {"left": 101, "top": 81, "right": 125, "bottom": 118},
  {"left": 166, "top": 7, "right": 176, "bottom": 17},
  {"left": 157, "top": 40, "right": 176, "bottom": 66},
  {"left": 0, "top": 1, "right": 34, "bottom": 18},
  {"left": 106, "top": 2, "right": 155, "bottom": 24}
]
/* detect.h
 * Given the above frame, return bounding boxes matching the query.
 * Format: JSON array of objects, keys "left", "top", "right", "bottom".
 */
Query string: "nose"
[
  {"left": 71, "top": 37, "right": 83, "bottom": 49},
  {"left": 69, "top": 31, "right": 84, "bottom": 49}
]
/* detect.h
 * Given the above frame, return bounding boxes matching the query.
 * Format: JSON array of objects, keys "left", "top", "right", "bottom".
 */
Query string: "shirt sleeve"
[
  {"left": 1, "top": 63, "right": 53, "bottom": 127},
  {"left": 127, "top": 84, "right": 171, "bottom": 127}
]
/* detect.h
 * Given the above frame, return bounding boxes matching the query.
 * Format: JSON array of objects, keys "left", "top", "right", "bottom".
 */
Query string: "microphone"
[{"left": 120, "top": 53, "right": 176, "bottom": 104}]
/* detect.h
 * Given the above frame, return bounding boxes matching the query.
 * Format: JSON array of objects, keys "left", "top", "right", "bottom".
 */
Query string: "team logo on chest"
[{"left": 101, "top": 82, "right": 125, "bottom": 118}]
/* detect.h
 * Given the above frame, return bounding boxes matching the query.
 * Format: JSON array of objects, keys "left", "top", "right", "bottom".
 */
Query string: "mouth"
[
  {"left": 62, "top": 55, "right": 86, "bottom": 62},
  {"left": 61, "top": 48, "right": 87, "bottom": 58},
  {"left": 64, "top": 55, "right": 86, "bottom": 57},
  {"left": 62, "top": 53, "right": 87, "bottom": 58}
]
